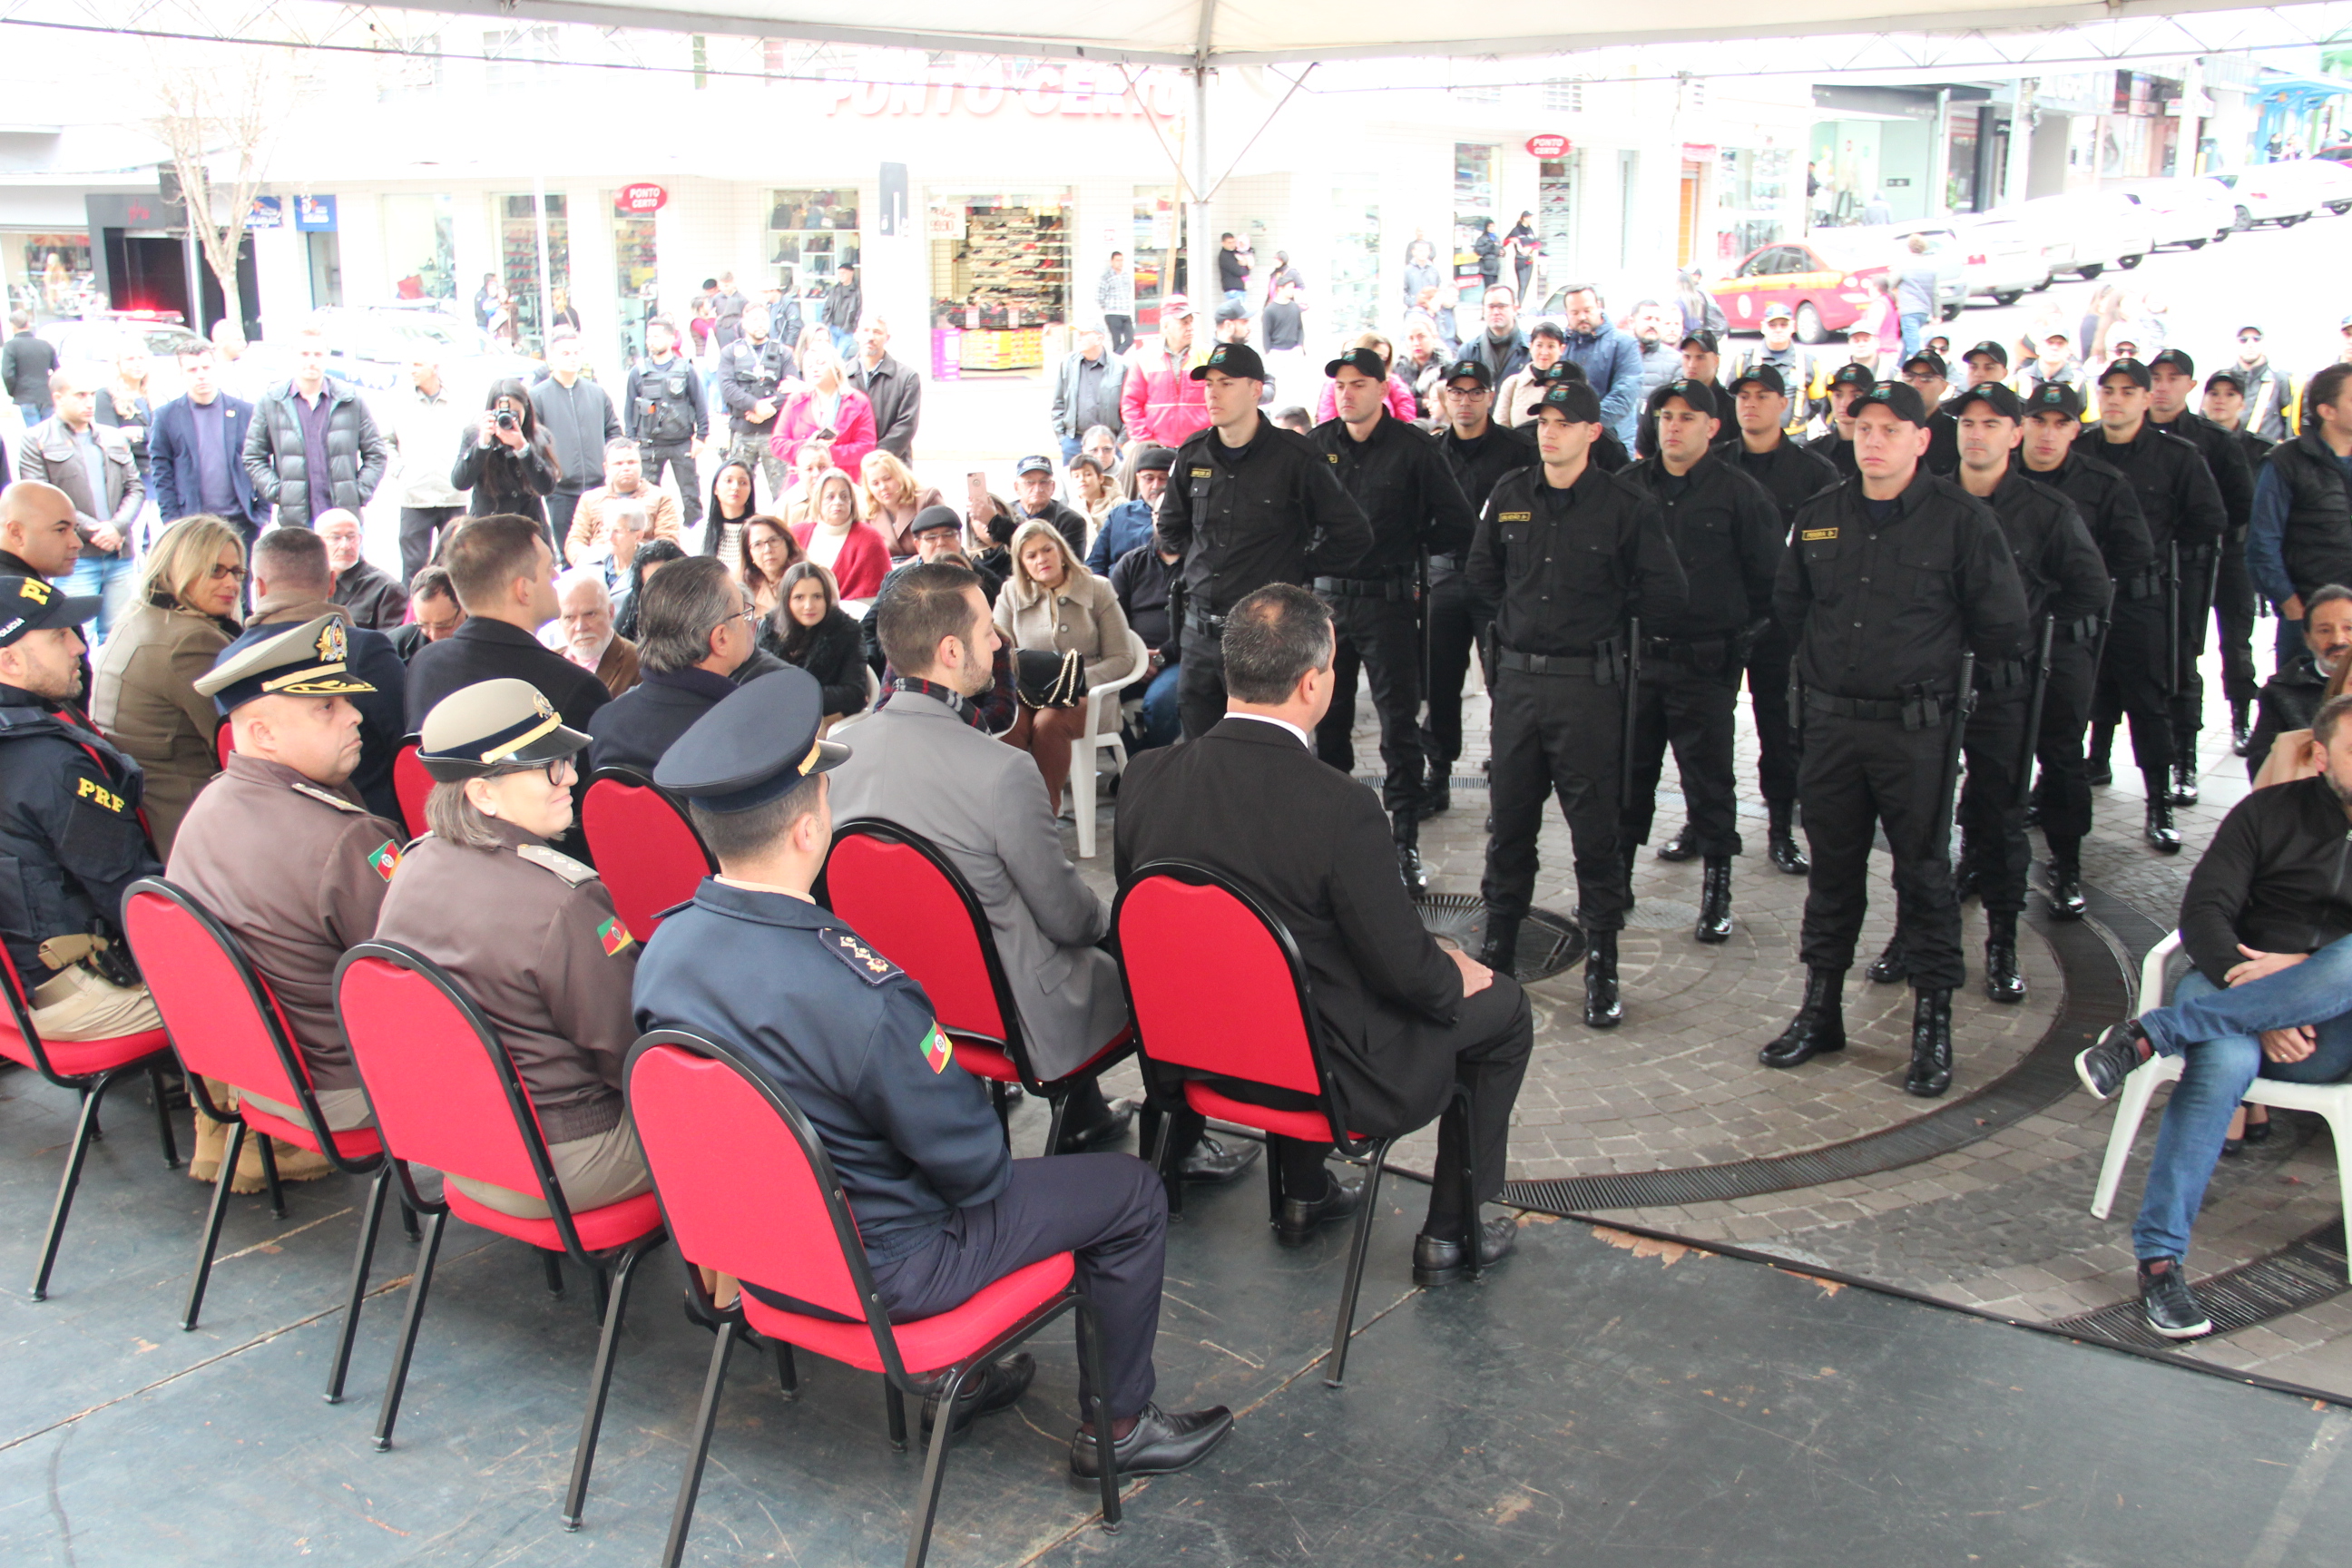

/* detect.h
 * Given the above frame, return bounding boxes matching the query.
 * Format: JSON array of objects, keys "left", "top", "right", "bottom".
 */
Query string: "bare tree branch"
[{"left": 142, "top": 41, "right": 296, "bottom": 338}]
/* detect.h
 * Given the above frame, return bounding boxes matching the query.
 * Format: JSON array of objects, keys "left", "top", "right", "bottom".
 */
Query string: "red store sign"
[
  {"left": 615, "top": 183, "right": 668, "bottom": 214},
  {"left": 1526, "top": 134, "right": 1572, "bottom": 158}
]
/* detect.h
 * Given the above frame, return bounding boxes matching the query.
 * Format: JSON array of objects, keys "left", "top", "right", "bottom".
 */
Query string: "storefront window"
[
  {"left": 1715, "top": 146, "right": 1791, "bottom": 261},
  {"left": 1537, "top": 157, "right": 1578, "bottom": 309},
  {"left": 380, "top": 193, "right": 455, "bottom": 302},
  {"left": 495, "top": 191, "right": 569, "bottom": 350},
  {"left": 769, "top": 188, "right": 860, "bottom": 345},
  {"left": 1452, "top": 142, "right": 1497, "bottom": 302},
  {"left": 613, "top": 211, "right": 657, "bottom": 367},
  {"left": 5, "top": 232, "right": 93, "bottom": 321},
  {"left": 926, "top": 188, "right": 1072, "bottom": 377},
  {"left": 1132, "top": 185, "right": 1176, "bottom": 328},
  {"left": 1326, "top": 176, "right": 1380, "bottom": 338}
]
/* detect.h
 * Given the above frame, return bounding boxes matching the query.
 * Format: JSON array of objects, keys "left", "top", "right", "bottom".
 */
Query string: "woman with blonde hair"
[
  {"left": 1067, "top": 452, "right": 1122, "bottom": 536},
  {"left": 90, "top": 514, "right": 248, "bottom": 854},
  {"left": 789, "top": 468, "right": 890, "bottom": 600},
  {"left": 994, "top": 518, "right": 1134, "bottom": 807},
  {"left": 858, "top": 449, "right": 944, "bottom": 559}
]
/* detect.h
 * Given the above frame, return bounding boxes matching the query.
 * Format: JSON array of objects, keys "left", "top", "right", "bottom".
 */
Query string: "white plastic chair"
[
  {"left": 1066, "top": 629, "right": 1151, "bottom": 859},
  {"left": 827, "top": 666, "right": 884, "bottom": 738},
  {"left": 2089, "top": 929, "right": 2352, "bottom": 1279}
]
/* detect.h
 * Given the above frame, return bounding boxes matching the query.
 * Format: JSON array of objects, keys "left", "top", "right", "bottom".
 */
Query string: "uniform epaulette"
[
  {"left": 289, "top": 779, "right": 367, "bottom": 813},
  {"left": 517, "top": 843, "right": 599, "bottom": 886},
  {"left": 819, "top": 926, "right": 904, "bottom": 985}
]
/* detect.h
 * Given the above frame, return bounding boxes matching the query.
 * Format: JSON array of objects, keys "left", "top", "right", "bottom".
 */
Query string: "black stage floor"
[{"left": 4, "top": 1080, "right": 2348, "bottom": 1567}]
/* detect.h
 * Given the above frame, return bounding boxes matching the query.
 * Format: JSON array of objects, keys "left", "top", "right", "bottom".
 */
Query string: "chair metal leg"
[
  {"left": 1149, "top": 1105, "right": 1184, "bottom": 1217},
  {"left": 373, "top": 1209, "right": 447, "bottom": 1450},
  {"left": 1073, "top": 1295, "right": 1123, "bottom": 1534},
  {"left": 885, "top": 1383, "right": 909, "bottom": 1451},
  {"left": 1265, "top": 1135, "right": 1288, "bottom": 1224},
  {"left": 659, "top": 1320, "right": 737, "bottom": 1568},
  {"left": 183, "top": 1120, "right": 248, "bottom": 1330},
  {"left": 1043, "top": 1093, "right": 1070, "bottom": 1160},
  {"left": 989, "top": 1081, "right": 1011, "bottom": 1146},
  {"left": 30, "top": 1070, "right": 117, "bottom": 1301},
  {"left": 256, "top": 1134, "right": 287, "bottom": 1219},
  {"left": 902, "top": 1367, "right": 971, "bottom": 1568},
  {"left": 147, "top": 1065, "right": 181, "bottom": 1169},
  {"left": 1325, "top": 1140, "right": 1391, "bottom": 1388},
  {"left": 772, "top": 1339, "right": 799, "bottom": 1400},
  {"left": 541, "top": 1251, "right": 566, "bottom": 1297},
  {"left": 82, "top": 1082, "right": 102, "bottom": 1142},
  {"left": 564, "top": 1240, "right": 651, "bottom": 1528},
  {"left": 397, "top": 1194, "right": 421, "bottom": 1242},
  {"left": 587, "top": 1260, "right": 610, "bottom": 1325},
  {"left": 325, "top": 1169, "right": 392, "bottom": 1404}
]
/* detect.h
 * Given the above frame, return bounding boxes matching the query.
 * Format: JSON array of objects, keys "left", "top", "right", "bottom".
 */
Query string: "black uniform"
[
  {"left": 1816, "top": 429, "right": 1860, "bottom": 478},
  {"left": 1924, "top": 408, "right": 1962, "bottom": 475},
  {"left": 1309, "top": 411, "right": 1478, "bottom": 826},
  {"left": 714, "top": 334, "right": 796, "bottom": 499},
  {"left": 623, "top": 352, "right": 707, "bottom": 532},
  {"left": 1619, "top": 452, "right": 1784, "bottom": 858},
  {"left": 1468, "top": 460, "right": 1688, "bottom": 937},
  {"left": 2151, "top": 407, "right": 2257, "bottom": 728},
  {"left": 1773, "top": 470, "right": 2030, "bottom": 991},
  {"left": 2216, "top": 424, "right": 2277, "bottom": 722},
  {"left": 1154, "top": 414, "right": 1372, "bottom": 739},
  {"left": 0, "top": 684, "right": 162, "bottom": 986},
  {"left": 1426, "top": 422, "right": 1537, "bottom": 779},
  {"left": 1718, "top": 434, "right": 1841, "bottom": 816}
]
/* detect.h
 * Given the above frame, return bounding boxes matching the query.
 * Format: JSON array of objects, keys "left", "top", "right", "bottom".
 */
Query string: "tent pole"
[{"left": 1189, "top": 63, "right": 1211, "bottom": 314}]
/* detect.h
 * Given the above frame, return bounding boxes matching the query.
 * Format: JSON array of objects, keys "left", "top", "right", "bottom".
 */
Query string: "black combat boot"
[
  {"left": 1984, "top": 908, "right": 2026, "bottom": 1004},
  {"left": 1767, "top": 799, "right": 1808, "bottom": 874},
  {"left": 2170, "top": 758, "right": 2200, "bottom": 807},
  {"left": 2043, "top": 855, "right": 2088, "bottom": 920},
  {"left": 2142, "top": 771, "right": 2181, "bottom": 853},
  {"left": 1478, "top": 914, "right": 1521, "bottom": 976},
  {"left": 1760, "top": 967, "right": 1847, "bottom": 1067},
  {"left": 1396, "top": 818, "right": 1427, "bottom": 896},
  {"left": 2230, "top": 701, "right": 2253, "bottom": 758},
  {"left": 1865, "top": 934, "right": 1909, "bottom": 984},
  {"left": 2086, "top": 721, "right": 2115, "bottom": 788},
  {"left": 1654, "top": 824, "right": 1698, "bottom": 862},
  {"left": 1906, "top": 988, "right": 1955, "bottom": 1097},
  {"left": 1583, "top": 928, "right": 1622, "bottom": 1029},
  {"left": 1695, "top": 857, "right": 1732, "bottom": 944},
  {"left": 1418, "top": 777, "right": 1451, "bottom": 819}
]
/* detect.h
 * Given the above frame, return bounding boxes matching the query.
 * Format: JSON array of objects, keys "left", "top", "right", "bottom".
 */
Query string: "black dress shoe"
[
  {"left": 1055, "top": 1097, "right": 1138, "bottom": 1153},
  {"left": 1865, "top": 936, "right": 1909, "bottom": 985},
  {"left": 2243, "top": 1110, "right": 2273, "bottom": 1144},
  {"left": 1583, "top": 929, "right": 1622, "bottom": 1029},
  {"left": 921, "top": 1352, "right": 1035, "bottom": 1440},
  {"left": 1069, "top": 1402, "right": 1235, "bottom": 1479},
  {"left": 1412, "top": 1215, "right": 1516, "bottom": 1286},
  {"left": 1760, "top": 967, "right": 1846, "bottom": 1068},
  {"left": 1180, "top": 1133, "right": 1262, "bottom": 1184},
  {"left": 2044, "top": 859, "right": 2087, "bottom": 921},
  {"left": 1396, "top": 838, "right": 1428, "bottom": 896},
  {"left": 1276, "top": 1171, "right": 1363, "bottom": 1246},
  {"left": 1654, "top": 825, "right": 1698, "bottom": 862}
]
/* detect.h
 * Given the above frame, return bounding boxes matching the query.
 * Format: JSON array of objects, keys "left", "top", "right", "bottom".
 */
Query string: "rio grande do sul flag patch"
[
  {"left": 920, "top": 1021, "right": 954, "bottom": 1074},
  {"left": 367, "top": 841, "right": 402, "bottom": 881},
  {"left": 598, "top": 916, "right": 636, "bottom": 956}
]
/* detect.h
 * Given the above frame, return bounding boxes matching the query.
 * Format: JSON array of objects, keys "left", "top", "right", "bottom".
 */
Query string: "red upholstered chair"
[
  {"left": 1112, "top": 859, "right": 1477, "bottom": 1388},
  {"left": 0, "top": 937, "right": 178, "bottom": 1301},
  {"left": 391, "top": 740, "right": 432, "bottom": 838},
  {"left": 335, "top": 940, "right": 665, "bottom": 1527},
  {"left": 121, "top": 878, "right": 393, "bottom": 1401},
  {"left": 820, "top": 818, "right": 1133, "bottom": 1152},
  {"left": 582, "top": 767, "right": 715, "bottom": 937},
  {"left": 214, "top": 723, "right": 232, "bottom": 768},
  {"left": 625, "top": 1030, "right": 1121, "bottom": 1568}
]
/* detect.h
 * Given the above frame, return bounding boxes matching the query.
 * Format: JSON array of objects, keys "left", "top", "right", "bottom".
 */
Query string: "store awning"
[
  {"left": 363, "top": 0, "right": 2328, "bottom": 65},
  {"left": 2255, "top": 69, "right": 2352, "bottom": 102}
]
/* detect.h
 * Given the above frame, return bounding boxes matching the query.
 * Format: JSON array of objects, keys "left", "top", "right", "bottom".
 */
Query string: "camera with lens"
[{"left": 495, "top": 409, "right": 518, "bottom": 431}]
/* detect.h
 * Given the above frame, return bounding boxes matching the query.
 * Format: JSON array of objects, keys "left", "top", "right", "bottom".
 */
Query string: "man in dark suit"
[
  {"left": 147, "top": 345, "right": 269, "bottom": 541},
  {"left": 1114, "top": 583, "right": 1534, "bottom": 1283},
  {"left": 587, "top": 557, "right": 760, "bottom": 776}
]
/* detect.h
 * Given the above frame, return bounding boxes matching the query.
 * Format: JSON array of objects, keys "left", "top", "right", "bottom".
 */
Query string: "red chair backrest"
[
  {"left": 0, "top": 938, "right": 44, "bottom": 1073},
  {"left": 335, "top": 945, "right": 549, "bottom": 1197},
  {"left": 583, "top": 771, "right": 714, "bottom": 937},
  {"left": 214, "top": 723, "right": 232, "bottom": 769},
  {"left": 122, "top": 881, "right": 311, "bottom": 1106},
  {"left": 392, "top": 741, "right": 432, "bottom": 839},
  {"left": 627, "top": 1034, "right": 866, "bottom": 1320},
  {"left": 823, "top": 822, "right": 1009, "bottom": 1043},
  {"left": 1115, "top": 867, "right": 1324, "bottom": 1097}
]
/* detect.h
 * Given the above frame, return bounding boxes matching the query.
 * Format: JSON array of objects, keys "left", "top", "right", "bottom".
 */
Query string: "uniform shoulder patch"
[
  {"left": 71, "top": 772, "right": 129, "bottom": 816},
  {"left": 366, "top": 840, "right": 402, "bottom": 881},
  {"left": 516, "top": 843, "right": 599, "bottom": 886},
  {"left": 918, "top": 1019, "right": 954, "bottom": 1073},
  {"left": 598, "top": 916, "right": 635, "bottom": 956},
  {"left": 820, "top": 927, "right": 903, "bottom": 985},
  {"left": 289, "top": 779, "right": 366, "bottom": 813}
]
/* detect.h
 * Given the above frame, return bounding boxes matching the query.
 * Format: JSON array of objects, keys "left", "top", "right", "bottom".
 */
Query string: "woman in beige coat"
[
  {"left": 92, "top": 514, "right": 247, "bottom": 857},
  {"left": 994, "top": 517, "right": 1134, "bottom": 808}
]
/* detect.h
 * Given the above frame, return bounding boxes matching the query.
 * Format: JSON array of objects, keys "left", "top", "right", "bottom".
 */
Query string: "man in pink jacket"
[{"left": 1119, "top": 295, "right": 1210, "bottom": 451}]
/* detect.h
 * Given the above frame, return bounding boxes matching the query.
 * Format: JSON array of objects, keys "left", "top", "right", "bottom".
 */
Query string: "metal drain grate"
[
  {"left": 2043, "top": 1221, "right": 2349, "bottom": 1352},
  {"left": 1622, "top": 898, "right": 1702, "bottom": 931},
  {"left": 1414, "top": 894, "right": 1585, "bottom": 983}
]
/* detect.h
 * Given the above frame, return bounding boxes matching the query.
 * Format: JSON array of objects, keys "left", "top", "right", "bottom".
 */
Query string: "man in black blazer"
[
  {"left": 587, "top": 557, "right": 760, "bottom": 776},
  {"left": 1115, "top": 584, "right": 1533, "bottom": 1283}
]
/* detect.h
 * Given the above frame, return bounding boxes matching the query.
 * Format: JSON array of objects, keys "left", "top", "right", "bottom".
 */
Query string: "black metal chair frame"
[
  {"left": 122, "top": 877, "right": 407, "bottom": 1405},
  {"left": 334, "top": 939, "right": 666, "bottom": 1530},
  {"left": 625, "top": 1029, "right": 1122, "bottom": 1568},
  {"left": 1112, "top": 858, "right": 1478, "bottom": 1388},
  {"left": 0, "top": 938, "right": 179, "bottom": 1300},
  {"left": 818, "top": 817, "right": 1136, "bottom": 1153}
]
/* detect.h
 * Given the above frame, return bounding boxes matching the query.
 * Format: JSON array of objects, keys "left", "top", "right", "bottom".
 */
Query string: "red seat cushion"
[
  {"left": 443, "top": 1184, "right": 665, "bottom": 1253},
  {"left": 1184, "top": 1083, "right": 1336, "bottom": 1144},
  {"left": 237, "top": 1100, "right": 384, "bottom": 1162},
  {"left": 740, "top": 1251, "right": 1074, "bottom": 1377},
  {"left": 0, "top": 1026, "right": 171, "bottom": 1082},
  {"left": 953, "top": 1039, "right": 1020, "bottom": 1083}
]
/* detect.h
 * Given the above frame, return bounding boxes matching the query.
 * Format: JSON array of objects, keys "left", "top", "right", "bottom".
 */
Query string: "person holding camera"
[{"left": 452, "top": 379, "right": 560, "bottom": 533}]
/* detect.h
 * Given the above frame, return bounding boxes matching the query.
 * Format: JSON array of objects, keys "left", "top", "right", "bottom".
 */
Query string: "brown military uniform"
[{"left": 165, "top": 752, "right": 404, "bottom": 1094}]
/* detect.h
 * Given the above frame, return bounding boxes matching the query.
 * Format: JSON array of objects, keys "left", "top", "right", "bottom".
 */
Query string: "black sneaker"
[
  {"left": 2075, "top": 1020, "right": 2151, "bottom": 1100},
  {"left": 2139, "top": 1259, "right": 2213, "bottom": 1339}
]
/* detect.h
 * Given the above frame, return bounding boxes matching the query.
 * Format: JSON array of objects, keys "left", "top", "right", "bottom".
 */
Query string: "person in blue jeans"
[{"left": 2077, "top": 694, "right": 2352, "bottom": 1339}]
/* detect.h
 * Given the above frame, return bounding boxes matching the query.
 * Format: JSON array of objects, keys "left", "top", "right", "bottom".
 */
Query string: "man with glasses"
[
  {"left": 587, "top": 556, "right": 754, "bottom": 775},
  {"left": 2231, "top": 326, "right": 2293, "bottom": 442}
]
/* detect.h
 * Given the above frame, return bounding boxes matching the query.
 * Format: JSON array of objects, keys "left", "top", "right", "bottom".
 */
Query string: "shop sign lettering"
[
  {"left": 828, "top": 64, "right": 1181, "bottom": 120},
  {"left": 616, "top": 182, "right": 668, "bottom": 213}
]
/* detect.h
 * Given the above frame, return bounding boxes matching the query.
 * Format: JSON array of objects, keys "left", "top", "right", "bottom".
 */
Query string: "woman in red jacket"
[
  {"left": 787, "top": 468, "right": 891, "bottom": 600},
  {"left": 768, "top": 339, "right": 877, "bottom": 475}
]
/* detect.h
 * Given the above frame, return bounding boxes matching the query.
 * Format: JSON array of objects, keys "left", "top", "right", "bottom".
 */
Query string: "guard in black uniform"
[
  {"left": 1426, "top": 359, "right": 1537, "bottom": 818},
  {"left": 2146, "top": 348, "right": 2257, "bottom": 787},
  {"left": 1901, "top": 350, "right": 1962, "bottom": 475},
  {"left": 1155, "top": 342, "right": 1372, "bottom": 740},
  {"left": 1469, "top": 382, "right": 1689, "bottom": 1029},
  {"left": 1311, "top": 347, "right": 1479, "bottom": 891},
  {"left": 2017, "top": 383, "right": 2162, "bottom": 894},
  {"left": 1814, "top": 363, "right": 1874, "bottom": 477},
  {"left": 634, "top": 668, "right": 1233, "bottom": 1481},
  {"left": 2081, "top": 358, "right": 2229, "bottom": 814},
  {"left": 1764, "top": 383, "right": 2030, "bottom": 1098},
  {"left": 2203, "top": 366, "right": 2278, "bottom": 755},
  {"left": 1620, "top": 380, "right": 1784, "bottom": 944}
]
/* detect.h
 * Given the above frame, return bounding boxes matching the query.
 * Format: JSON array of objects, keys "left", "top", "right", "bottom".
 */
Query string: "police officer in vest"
[
  {"left": 1311, "top": 346, "right": 1479, "bottom": 891},
  {"left": 2016, "top": 382, "right": 2162, "bottom": 889},
  {"left": 0, "top": 575, "right": 163, "bottom": 1043},
  {"left": 1620, "top": 379, "right": 1784, "bottom": 944},
  {"left": 1724, "top": 303, "right": 1818, "bottom": 438},
  {"left": 625, "top": 316, "right": 706, "bottom": 534},
  {"left": 1764, "top": 383, "right": 2029, "bottom": 1098},
  {"left": 635, "top": 669, "right": 1234, "bottom": 1480},
  {"left": 1155, "top": 341, "right": 1371, "bottom": 740},
  {"left": 1470, "top": 381, "right": 1688, "bottom": 1030},
  {"left": 714, "top": 302, "right": 796, "bottom": 507}
]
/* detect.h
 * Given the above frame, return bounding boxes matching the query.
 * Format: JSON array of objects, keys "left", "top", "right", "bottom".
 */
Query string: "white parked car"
[
  {"left": 294, "top": 305, "right": 541, "bottom": 403},
  {"left": 2202, "top": 168, "right": 2318, "bottom": 228},
  {"left": 2017, "top": 193, "right": 2155, "bottom": 279},
  {"left": 2116, "top": 179, "right": 2239, "bottom": 250},
  {"left": 1945, "top": 212, "right": 2053, "bottom": 304}
]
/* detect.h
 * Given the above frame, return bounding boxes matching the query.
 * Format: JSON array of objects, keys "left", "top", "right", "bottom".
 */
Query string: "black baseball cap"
[
  {"left": 1829, "top": 363, "right": 1877, "bottom": 391},
  {"left": 2147, "top": 348, "right": 2197, "bottom": 379},
  {"left": 1534, "top": 382, "right": 1604, "bottom": 423},
  {"left": 2204, "top": 369, "right": 2249, "bottom": 395},
  {"left": 1441, "top": 358, "right": 1492, "bottom": 388},
  {"left": 1853, "top": 382, "right": 1929, "bottom": 426},
  {"left": 1728, "top": 364, "right": 1788, "bottom": 397},
  {"left": 1680, "top": 328, "right": 1720, "bottom": 356},
  {"left": 1947, "top": 382, "right": 2024, "bottom": 422},
  {"left": 2025, "top": 383, "right": 2085, "bottom": 420},
  {"left": 1647, "top": 378, "right": 1719, "bottom": 418},
  {"left": 1325, "top": 346, "right": 1388, "bottom": 379},
  {"left": 1191, "top": 342, "right": 1266, "bottom": 381},
  {"left": 1963, "top": 340, "right": 2010, "bottom": 368},
  {"left": 0, "top": 574, "right": 99, "bottom": 647},
  {"left": 2098, "top": 357, "right": 2153, "bottom": 391},
  {"left": 1014, "top": 454, "right": 1056, "bottom": 477},
  {"left": 1902, "top": 350, "right": 1948, "bottom": 379}
]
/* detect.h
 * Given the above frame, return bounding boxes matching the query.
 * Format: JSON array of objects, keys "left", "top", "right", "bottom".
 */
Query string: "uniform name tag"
[
  {"left": 1800, "top": 527, "right": 1838, "bottom": 542},
  {"left": 1497, "top": 511, "right": 1532, "bottom": 523},
  {"left": 1191, "top": 466, "right": 1213, "bottom": 479}
]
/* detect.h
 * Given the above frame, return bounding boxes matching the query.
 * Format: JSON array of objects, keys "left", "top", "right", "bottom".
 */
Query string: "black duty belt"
[
  {"left": 1312, "top": 574, "right": 1416, "bottom": 602},
  {"left": 1182, "top": 606, "right": 1227, "bottom": 637},
  {"left": 1496, "top": 647, "right": 1597, "bottom": 677},
  {"left": 1642, "top": 635, "right": 1733, "bottom": 666},
  {"left": 1804, "top": 688, "right": 1959, "bottom": 727},
  {"left": 2054, "top": 614, "right": 2104, "bottom": 644},
  {"left": 1428, "top": 554, "right": 1461, "bottom": 573},
  {"left": 1974, "top": 659, "right": 2027, "bottom": 692},
  {"left": 2116, "top": 567, "right": 2164, "bottom": 601}
]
